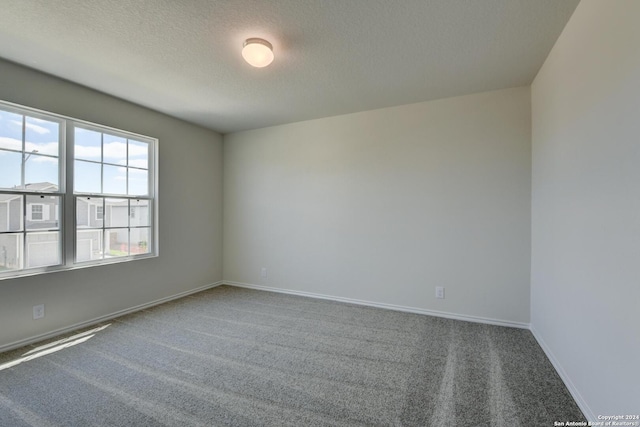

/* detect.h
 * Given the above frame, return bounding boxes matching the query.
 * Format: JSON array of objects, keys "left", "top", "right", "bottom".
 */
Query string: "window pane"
[
  {"left": 0, "top": 150, "right": 22, "bottom": 189},
  {"left": 25, "top": 116, "right": 59, "bottom": 156},
  {"left": 128, "top": 139, "right": 148, "bottom": 169},
  {"left": 0, "top": 110, "right": 23, "bottom": 151},
  {"left": 103, "top": 164, "right": 127, "bottom": 195},
  {"left": 105, "top": 228, "right": 128, "bottom": 258},
  {"left": 76, "top": 229, "right": 103, "bottom": 262},
  {"left": 25, "top": 155, "right": 59, "bottom": 189},
  {"left": 130, "top": 199, "right": 150, "bottom": 227},
  {"left": 26, "top": 195, "right": 60, "bottom": 230},
  {"left": 26, "top": 231, "right": 60, "bottom": 268},
  {"left": 74, "top": 127, "right": 101, "bottom": 161},
  {"left": 75, "top": 160, "right": 101, "bottom": 193},
  {"left": 103, "top": 134, "right": 126, "bottom": 165},
  {"left": 0, "top": 194, "right": 23, "bottom": 232},
  {"left": 105, "top": 198, "right": 128, "bottom": 227},
  {"left": 0, "top": 233, "right": 23, "bottom": 270},
  {"left": 130, "top": 227, "right": 150, "bottom": 255},
  {"left": 128, "top": 168, "right": 148, "bottom": 196},
  {"left": 76, "top": 197, "right": 104, "bottom": 229}
]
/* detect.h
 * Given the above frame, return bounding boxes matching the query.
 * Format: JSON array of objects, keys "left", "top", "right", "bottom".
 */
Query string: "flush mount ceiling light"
[{"left": 242, "top": 38, "right": 274, "bottom": 68}]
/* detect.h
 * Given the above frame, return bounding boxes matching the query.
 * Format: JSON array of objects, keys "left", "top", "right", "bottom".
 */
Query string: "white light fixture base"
[{"left": 242, "top": 38, "right": 274, "bottom": 68}]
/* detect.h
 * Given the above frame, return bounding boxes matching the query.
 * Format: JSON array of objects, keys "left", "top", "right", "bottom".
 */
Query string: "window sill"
[{"left": 0, "top": 252, "right": 159, "bottom": 282}]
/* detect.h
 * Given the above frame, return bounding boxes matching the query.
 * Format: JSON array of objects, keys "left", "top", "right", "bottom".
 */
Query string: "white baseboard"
[
  {"left": 0, "top": 281, "right": 224, "bottom": 354},
  {"left": 223, "top": 281, "right": 530, "bottom": 329},
  {"left": 530, "top": 325, "right": 595, "bottom": 422}
]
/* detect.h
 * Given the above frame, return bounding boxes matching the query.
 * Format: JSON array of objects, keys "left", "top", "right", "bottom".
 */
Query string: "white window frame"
[
  {"left": 72, "top": 122, "right": 155, "bottom": 264},
  {"left": 0, "top": 99, "right": 159, "bottom": 280},
  {"left": 96, "top": 205, "right": 104, "bottom": 221}
]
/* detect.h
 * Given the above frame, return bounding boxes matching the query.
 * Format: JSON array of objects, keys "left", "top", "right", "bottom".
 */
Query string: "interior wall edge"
[
  {"left": 530, "top": 326, "right": 596, "bottom": 422},
  {"left": 0, "top": 281, "right": 224, "bottom": 354},
  {"left": 223, "top": 281, "right": 530, "bottom": 329}
]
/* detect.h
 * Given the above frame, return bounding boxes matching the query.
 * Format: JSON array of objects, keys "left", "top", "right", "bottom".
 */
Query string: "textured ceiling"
[{"left": 0, "top": 0, "right": 579, "bottom": 134}]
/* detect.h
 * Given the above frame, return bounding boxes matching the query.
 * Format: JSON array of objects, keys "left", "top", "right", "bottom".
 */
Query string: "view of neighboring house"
[
  {"left": 0, "top": 183, "right": 60, "bottom": 269},
  {"left": 76, "top": 196, "right": 150, "bottom": 262},
  {"left": 0, "top": 182, "right": 149, "bottom": 269}
]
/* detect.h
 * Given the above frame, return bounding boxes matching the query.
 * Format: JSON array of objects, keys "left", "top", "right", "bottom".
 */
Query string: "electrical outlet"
[
  {"left": 260, "top": 267, "right": 268, "bottom": 279},
  {"left": 435, "top": 287, "right": 445, "bottom": 299},
  {"left": 33, "top": 304, "right": 45, "bottom": 320}
]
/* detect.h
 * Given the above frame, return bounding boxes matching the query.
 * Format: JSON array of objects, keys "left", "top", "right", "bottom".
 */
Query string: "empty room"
[{"left": 0, "top": 0, "right": 638, "bottom": 425}]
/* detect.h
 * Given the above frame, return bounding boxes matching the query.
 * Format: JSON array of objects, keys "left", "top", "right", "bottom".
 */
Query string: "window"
[
  {"left": 30, "top": 204, "right": 44, "bottom": 221},
  {"left": 74, "top": 124, "right": 153, "bottom": 262},
  {"left": 0, "top": 100, "right": 157, "bottom": 278}
]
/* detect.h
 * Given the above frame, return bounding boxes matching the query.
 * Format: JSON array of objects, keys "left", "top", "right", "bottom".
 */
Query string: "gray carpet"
[{"left": 0, "top": 285, "right": 585, "bottom": 426}]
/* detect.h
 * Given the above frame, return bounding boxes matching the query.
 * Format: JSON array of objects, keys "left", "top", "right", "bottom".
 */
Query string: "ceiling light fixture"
[{"left": 242, "top": 38, "right": 274, "bottom": 68}]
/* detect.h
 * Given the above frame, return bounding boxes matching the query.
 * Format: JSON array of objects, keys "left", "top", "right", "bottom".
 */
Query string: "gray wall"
[
  {"left": 531, "top": 0, "right": 640, "bottom": 418},
  {"left": 224, "top": 87, "right": 531, "bottom": 324},
  {"left": 0, "top": 59, "right": 224, "bottom": 349}
]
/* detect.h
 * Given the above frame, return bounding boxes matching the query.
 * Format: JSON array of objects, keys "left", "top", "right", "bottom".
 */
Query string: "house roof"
[
  {"left": 22, "top": 182, "right": 58, "bottom": 192},
  {"left": 0, "top": 183, "right": 58, "bottom": 202}
]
